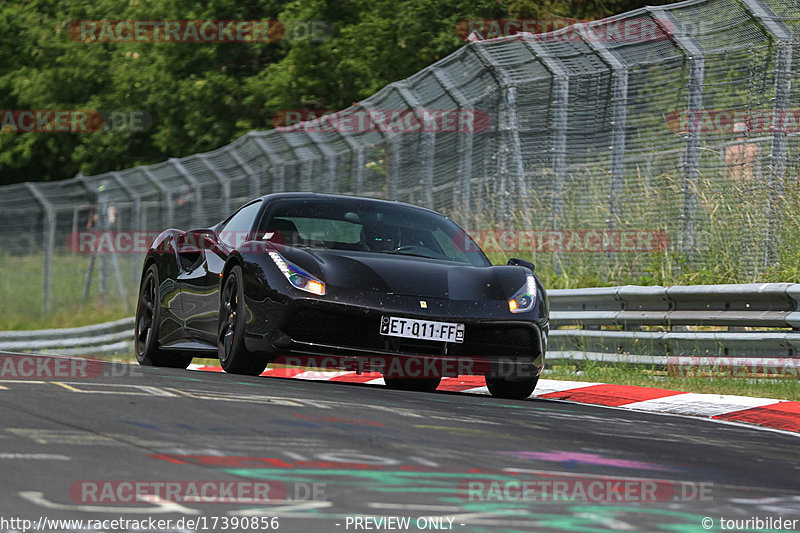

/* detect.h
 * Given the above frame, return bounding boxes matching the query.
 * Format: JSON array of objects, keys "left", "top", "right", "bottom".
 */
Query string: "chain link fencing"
[{"left": 0, "top": 0, "right": 798, "bottom": 317}]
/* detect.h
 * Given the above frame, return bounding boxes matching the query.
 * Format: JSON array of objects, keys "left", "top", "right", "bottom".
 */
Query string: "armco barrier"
[
  {"left": 548, "top": 283, "right": 800, "bottom": 373},
  {"left": 0, "top": 317, "right": 134, "bottom": 356},
  {"left": 1, "top": 284, "right": 799, "bottom": 372}
]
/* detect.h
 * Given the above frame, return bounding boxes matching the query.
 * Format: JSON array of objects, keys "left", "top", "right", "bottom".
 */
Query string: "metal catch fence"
[{"left": 0, "top": 0, "right": 798, "bottom": 315}]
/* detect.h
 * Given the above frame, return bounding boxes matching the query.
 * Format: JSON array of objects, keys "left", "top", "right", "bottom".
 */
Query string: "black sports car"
[{"left": 135, "top": 193, "right": 548, "bottom": 399}]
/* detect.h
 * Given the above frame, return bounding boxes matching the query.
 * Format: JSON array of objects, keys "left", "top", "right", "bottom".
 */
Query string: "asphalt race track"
[{"left": 1, "top": 353, "right": 799, "bottom": 533}]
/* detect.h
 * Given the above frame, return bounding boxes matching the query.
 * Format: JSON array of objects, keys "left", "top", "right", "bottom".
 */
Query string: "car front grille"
[
  {"left": 455, "top": 325, "right": 539, "bottom": 359},
  {"left": 283, "top": 309, "right": 385, "bottom": 350},
  {"left": 283, "top": 308, "right": 540, "bottom": 359}
]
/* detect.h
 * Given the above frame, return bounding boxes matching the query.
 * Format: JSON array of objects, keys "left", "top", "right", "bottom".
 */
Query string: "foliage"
[{"left": 0, "top": 0, "right": 679, "bottom": 185}]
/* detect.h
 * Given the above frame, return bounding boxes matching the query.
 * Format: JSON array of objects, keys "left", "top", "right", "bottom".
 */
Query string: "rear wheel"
[
  {"left": 135, "top": 264, "right": 193, "bottom": 368},
  {"left": 485, "top": 375, "right": 539, "bottom": 400},
  {"left": 218, "top": 265, "right": 268, "bottom": 376},
  {"left": 383, "top": 376, "right": 441, "bottom": 393}
]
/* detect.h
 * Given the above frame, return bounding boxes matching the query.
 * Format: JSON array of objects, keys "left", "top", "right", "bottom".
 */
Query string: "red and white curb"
[{"left": 188, "top": 365, "right": 800, "bottom": 435}]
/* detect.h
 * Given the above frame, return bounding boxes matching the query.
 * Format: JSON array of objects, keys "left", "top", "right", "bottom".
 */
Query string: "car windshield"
[{"left": 258, "top": 198, "right": 489, "bottom": 266}]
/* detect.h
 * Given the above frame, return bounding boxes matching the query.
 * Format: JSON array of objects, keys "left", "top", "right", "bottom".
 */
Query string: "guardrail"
[
  {"left": 548, "top": 283, "right": 800, "bottom": 375},
  {"left": 0, "top": 317, "right": 134, "bottom": 356},
  {"left": 2, "top": 283, "right": 799, "bottom": 375}
]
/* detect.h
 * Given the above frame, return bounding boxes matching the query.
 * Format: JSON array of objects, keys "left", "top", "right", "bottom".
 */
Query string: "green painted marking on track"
[
  {"left": 160, "top": 375, "right": 205, "bottom": 382},
  {"left": 477, "top": 401, "right": 571, "bottom": 412},
  {"left": 476, "top": 402, "right": 529, "bottom": 409},
  {"left": 424, "top": 396, "right": 463, "bottom": 402},
  {"left": 225, "top": 467, "right": 523, "bottom": 489}
]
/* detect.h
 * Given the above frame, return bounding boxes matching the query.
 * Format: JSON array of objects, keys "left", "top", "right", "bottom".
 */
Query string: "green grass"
[
  {"left": 0, "top": 252, "right": 135, "bottom": 330},
  {"left": 458, "top": 166, "right": 800, "bottom": 289}
]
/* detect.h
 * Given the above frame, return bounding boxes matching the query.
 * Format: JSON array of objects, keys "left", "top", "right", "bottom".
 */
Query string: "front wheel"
[
  {"left": 218, "top": 265, "right": 268, "bottom": 376},
  {"left": 485, "top": 375, "right": 539, "bottom": 400},
  {"left": 135, "top": 264, "right": 193, "bottom": 368},
  {"left": 383, "top": 376, "right": 441, "bottom": 393}
]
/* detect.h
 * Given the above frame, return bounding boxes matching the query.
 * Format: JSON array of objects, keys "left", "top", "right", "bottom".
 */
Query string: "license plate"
[{"left": 379, "top": 316, "right": 464, "bottom": 343}]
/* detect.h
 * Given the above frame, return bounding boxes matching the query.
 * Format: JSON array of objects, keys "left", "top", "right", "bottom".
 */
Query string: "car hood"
[{"left": 282, "top": 248, "right": 528, "bottom": 301}]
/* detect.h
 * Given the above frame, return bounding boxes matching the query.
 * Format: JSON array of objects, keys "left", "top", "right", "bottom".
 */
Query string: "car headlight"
[
  {"left": 509, "top": 274, "right": 536, "bottom": 313},
  {"left": 268, "top": 250, "right": 326, "bottom": 296}
]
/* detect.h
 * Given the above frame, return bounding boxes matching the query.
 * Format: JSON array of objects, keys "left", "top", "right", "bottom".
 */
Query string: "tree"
[{"left": 0, "top": 0, "right": 680, "bottom": 184}]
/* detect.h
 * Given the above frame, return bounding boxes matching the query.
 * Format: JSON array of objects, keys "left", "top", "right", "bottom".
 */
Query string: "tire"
[
  {"left": 383, "top": 376, "right": 441, "bottom": 393},
  {"left": 485, "top": 375, "right": 539, "bottom": 400},
  {"left": 218, "top": 265, "right": 269, "bottom": 376},
  {"left": 135, "top": 264, "right": 193, "bottom": 368}
]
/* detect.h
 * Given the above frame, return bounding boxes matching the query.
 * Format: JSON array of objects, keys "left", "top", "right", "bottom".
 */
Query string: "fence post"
[
  {"left": 518, "top": 36, "right": 569, "bottom": 274},
  {"left": 651, "top": 8, "right": 704, "bottom": 263},
  {"left": 739, "top": 0, "right": 793, "bottom": 268},
  {"left": 396, "top": 82, "right": 436, "bottom": 208},
  {"left": 96, "top": 187, "right": 128, "bottom": 307},
  {"left": 432, "top": 69, "right": 474, "bottom": 221},
  {"left": 226, "top": 146, "right": 263, "bottom": 198},
  {"left": 358, "top": 100, "right": 394, "bottom": 199},
  {"left": 252, "top": 134, "right": 287, "bottom": 193},
  {"left": 520, "top": 37, "right": 569, "bottom": 222},
  {"left": 469, "top": 43, "right": 524, "bottom": 219},
  {"left": 334, "top": 122, "right": 366, "bottom": 196},
  {"left": 577, "top": 24, "right": 629, "bottom": 228},
  {"left": 198, "top": 154, "right": 232, "bottom": 216},
  {"left": 140, "top": 167, "right": 174, "bottom": 228},
  {"left": 169, "top": 158, "right": 204, "bottom": 225},
  {"left": 25, "top": 183, "right": 54, "bottom": 314},
  {"left": 303, "top": 130, "right": 338, "bottom": 193},
  {"left": 110, "top": 171, "right": 144, "bottom": 288},
  {"left": 281, "top": 132, "right": 317, "bottom": 192},
  {"left": 110, "top": 172, "right": 142, "bottom": 231}
]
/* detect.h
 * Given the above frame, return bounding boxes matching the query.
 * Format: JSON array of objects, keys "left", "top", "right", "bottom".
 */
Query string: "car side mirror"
[
  {"left": 180, "top": 229, "right": 215, "bottom": 252},
  {"left": 507, "top": 257, "right": 535, "bottom": 273}
]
